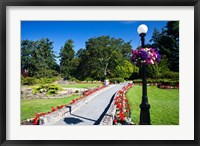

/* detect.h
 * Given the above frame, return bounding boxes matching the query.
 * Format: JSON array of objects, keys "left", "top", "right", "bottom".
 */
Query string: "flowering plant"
[
  {"left": 132, "top": 48, "right": 161, "bottom": 66},
  {"left": 113, "top": 83, "right": 133, "bottom": 125}
]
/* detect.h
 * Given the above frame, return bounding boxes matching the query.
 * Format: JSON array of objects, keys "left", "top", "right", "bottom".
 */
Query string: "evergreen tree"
[
  {"left": 21, "top": 38, "right": 58, "bottom": 78},
  {"left": 150, "top": 21, "right": 179, "bottom": 72},
  {"left": 59, "top": 39, "right": 75, "bottom": 78}
]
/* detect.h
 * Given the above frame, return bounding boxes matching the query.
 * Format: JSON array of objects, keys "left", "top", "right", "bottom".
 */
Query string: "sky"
[{"left": 21, "top": 21, "right": 168, "bottom": 60}]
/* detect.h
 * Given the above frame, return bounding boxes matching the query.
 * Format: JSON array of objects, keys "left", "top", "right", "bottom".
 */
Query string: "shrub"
[
  {"left": 32, "top": 85, "right": 42, "bottom": 94},
  {"left": 133, "top": 79, "right": 142, "bottom": 84},
  {"left": 109, "top": 78, "right": 125, "bottom": 83},
  {"left": 37, "top": 77, "right": 60, "bottom": 84},
  {"left": 32, "top": 84, "right": 62, "bottom": 95},
  {"left": 21, "top": 77, "right": 37, "bottom": 85},
  {"left": 47, "top": 89, "right": 56, "bottom": 95},
  {"left": 161, "top": 71, "right": 179, "bottom": 79},
  {"left": 160, "top": 80, "right": 179, "bottom": 86},
  {"left": 85, "top": 77, "right": 94, "bottom": 82},
  {"left": 68, "top": 77, "right": 79, "bottom": 82},
  {"left": 75, "top": 90, "right": 79, "bottom": 93}
]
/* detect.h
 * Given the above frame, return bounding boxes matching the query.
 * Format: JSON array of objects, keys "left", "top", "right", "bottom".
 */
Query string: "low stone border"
[
  {"left": 39, "top": 85, "right": 115, "bottom": 125},
  {"left": 99, "top": 93, "right": 117, "bottom": 125}
]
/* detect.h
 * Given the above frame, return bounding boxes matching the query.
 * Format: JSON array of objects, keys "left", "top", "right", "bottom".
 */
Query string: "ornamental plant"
[
  {"left": 132, "top": 48, "right": 161, "bottom": 66},
  {"left": 113, "top": 83, "right": 133, "bottom": 125}
]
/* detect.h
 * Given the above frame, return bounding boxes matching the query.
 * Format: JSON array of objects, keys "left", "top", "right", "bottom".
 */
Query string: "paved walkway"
[{"left": 54, "top": 83, "right": 126, "bottom": 125}]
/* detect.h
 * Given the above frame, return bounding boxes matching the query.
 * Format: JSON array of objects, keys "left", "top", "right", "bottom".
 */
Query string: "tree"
[
  {"left": 21, "top": 40, "right": 36, "bottom": 77},
  {"left": 76, "top": 36, "right": 132, "bottom": 80},
  {"left": 59, "top": 39, "right": 75, "bottom": 78},
  {"left": 114, "top": 60, "right": 138, "bottom": 79},
  {"left": 150, "top": 21, "right": 179, "bottom": 72},
  {"left": 31, "top": 38, "right": 57, "bottom": 78},
  {"left": 21, "top": 38, "right": 58, "bottom": 78}
]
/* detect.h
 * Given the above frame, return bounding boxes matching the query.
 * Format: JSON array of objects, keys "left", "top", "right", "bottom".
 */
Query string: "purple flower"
[{"left": 131, "top": 48, "right": 161, "bottom": 66}]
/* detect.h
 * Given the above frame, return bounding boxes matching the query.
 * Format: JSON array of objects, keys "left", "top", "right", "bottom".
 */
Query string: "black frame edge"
[
  {"left": 0, "top": 0, "right": 199, "bottom": 146},
  {"left": 0, "top": 0, "right": 198, "bottom": 6},
  {"left": 194, "top": 1, "right": 200, "bottom": 146},
  {"left": 0, "top": 1, "right": 6, "bottom": 146}
]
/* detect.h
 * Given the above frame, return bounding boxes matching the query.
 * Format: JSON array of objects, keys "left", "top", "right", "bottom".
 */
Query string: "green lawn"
[
  {"left": 21, "top": 94, "right": 79, "bottom": 121},
  {"left": 60, "top": 83, "right": 103, "bottom": 89},
  {"left": 126, "top": 85, "right": 179, "bottom": 125}
]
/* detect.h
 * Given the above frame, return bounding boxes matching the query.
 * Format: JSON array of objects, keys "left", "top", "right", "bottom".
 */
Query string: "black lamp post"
[{"left": 137, "top": 24, "right": 151, "bottom": 125}]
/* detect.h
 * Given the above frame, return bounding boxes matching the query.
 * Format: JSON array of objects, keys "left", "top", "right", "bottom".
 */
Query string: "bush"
[
  {"left": 21, "top": 77, "right": 37, "bottom": 85},
  {"left": 133, "top": 79, "right": 142, "bottom": 84},
  {"left": 161, "top": 71, "right": 179, "bottom": 79},
  {"left": 109, "top": 78, "right": 125, "bottom": 83},
  {"left": 47, "top": 89, "right": 56, "bottom": 95},
  {"left": 160, "top": 80, "right": 179, "bottom": 86},
  {"left": 68, "top": 77, "right": 79, "bottom": 82},
  {"left": 85, "top": 77, "right": 94, "bottom": 82},
  {"left": 75, "top": 90, "right": 79, "bottom": 93},
  {"left": 32, "top": 84, "right": 62, "bottom": 95},
  {"left": 37, "top": 77, "right": 60, "bottom": 84}
]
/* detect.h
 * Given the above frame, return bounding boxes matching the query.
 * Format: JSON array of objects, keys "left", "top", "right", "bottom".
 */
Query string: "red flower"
[
  {"left": 35, "top": 113, "right": 40, "bottom": 118},
  {"left": 32, "top": 117, "right": 38, "bottom": 123},
  {"left": 33, "top": 120, "right": 38, "bottom": 125},
  {"left": 113, "top": 119, "right": 118, "bottom": 124},
  {"left": 114, "top": 101, "right": 119, "bottom": 105},
  {"left": 51, "top": 107, "right": 56, "bottom": 112},
  {"left": 59, "top": 105, "right": 65, "bottom": 109},
  {"left": 119, "top": 112, "right": 125, "bottom": 122}
]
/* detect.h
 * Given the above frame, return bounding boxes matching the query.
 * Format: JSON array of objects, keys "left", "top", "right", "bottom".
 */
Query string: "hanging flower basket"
[{"left": 132, "top": 48, "right": 161, "bottom": 66}]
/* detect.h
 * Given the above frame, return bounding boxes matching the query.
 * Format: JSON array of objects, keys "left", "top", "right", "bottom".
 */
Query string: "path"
[{"left": 54, "top": 83, "right": 126, "bottom": 125}]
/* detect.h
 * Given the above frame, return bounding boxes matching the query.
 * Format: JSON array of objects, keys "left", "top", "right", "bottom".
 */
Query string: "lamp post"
[{"left": 137, "top": 24, "right": 151, "bottom": 125}]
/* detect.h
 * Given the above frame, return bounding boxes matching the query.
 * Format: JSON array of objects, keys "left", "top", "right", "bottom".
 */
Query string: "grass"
[
  {"left": 60, "top": 83, "right": 103, "bottom": 89},
  {"left": 21, "top": 94, "right": 79, "bottom": 121},
  {"left": 126, "top": 85, "right": 179, "bottom": 125}
]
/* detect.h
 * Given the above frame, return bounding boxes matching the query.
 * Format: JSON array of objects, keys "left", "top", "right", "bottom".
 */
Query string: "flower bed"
[
  {"left": 28, "top": 85, "right": 106, "bottom": 125},
  {"left": 113, "top": 83, "right": 133, "bottom": 125},
  {"left": 157, "top": 84, "right": 179, "bottom": 89},
  {"left": 133, "top": 79, "right": 179, "bottom": 89}
]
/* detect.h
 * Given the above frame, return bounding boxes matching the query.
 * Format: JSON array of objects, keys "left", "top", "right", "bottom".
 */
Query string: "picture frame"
[{"left": 0, "top": 0, "right": 199, "bottom": 145}]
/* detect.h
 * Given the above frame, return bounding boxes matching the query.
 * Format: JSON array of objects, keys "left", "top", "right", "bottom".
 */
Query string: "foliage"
[
  {"left": 150, "top": 21, "right": 179, "bottom": 72},
  {"left": 84, "top": 77, "right": 94, "bottom": 82},
  {"left": 146, "top": 63, "right": 161, "bottom": 79},
  {"left": 161, "top": 71, "right": 179, "bottom": 79},
  {"left": 139, "top": 55, "right": 170, "bottom": 79},
  {"left": 37, "top": 77, "right": 60, "bottom": 84},
  {"left": 21, "top": 38, "right": 59, "bottom": 78},
  {"left": 21, "top": 76, "right": 60, "bottom": 85},
  {"left": 21, "top": 77, "right": 37, "bottom": 85},
  {"left": 109, "top": 78, "right": 125, "bottom": 83},
  {"left": 114, "top": 60, "right": 136, "bottom": 79},
  {"left": 68, "top": 77, "right": 80, "bottom": 82},
  {"left": 32, "top": 84, "right": 62, "bottom": 95},
  {"left": 75, "top": 36, "right": 132, "bottom": 80},
  {"left": 59, "top": 39, "right": 75, "bottom": 78}
]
